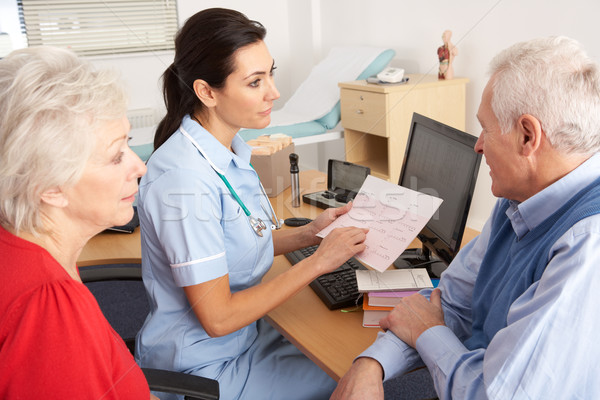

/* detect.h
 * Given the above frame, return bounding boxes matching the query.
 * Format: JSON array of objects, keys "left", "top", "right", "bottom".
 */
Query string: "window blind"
[{"left": 19, "top": 0, "right": 177, "bottom": 56}]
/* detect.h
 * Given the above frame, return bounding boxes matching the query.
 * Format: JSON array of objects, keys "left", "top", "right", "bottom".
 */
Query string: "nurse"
[{"left": 135, "top": 8, "right": 368, "bottom": 400}]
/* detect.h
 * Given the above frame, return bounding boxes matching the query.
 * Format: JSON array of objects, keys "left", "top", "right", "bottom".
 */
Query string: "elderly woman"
[{"left": 0, "top": 46, "right": 149, "bottom": 398}]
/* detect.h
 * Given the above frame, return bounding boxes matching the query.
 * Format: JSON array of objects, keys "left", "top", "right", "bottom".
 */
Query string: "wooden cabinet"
[{"left": 339, "top": 74, "right": 468, "bottom": 183}]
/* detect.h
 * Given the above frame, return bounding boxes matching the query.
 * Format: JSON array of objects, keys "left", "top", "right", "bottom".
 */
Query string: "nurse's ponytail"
[{"left": 154, "top": 8, "right": 266, "bottom": 151}]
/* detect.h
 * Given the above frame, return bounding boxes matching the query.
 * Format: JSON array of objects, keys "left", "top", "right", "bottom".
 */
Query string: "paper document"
[
  {"left": 356, "top": 268, "right": 433, "bottom": 292},
  {"left": 317, "top": 175, "right": 443, "bottom": 272}
]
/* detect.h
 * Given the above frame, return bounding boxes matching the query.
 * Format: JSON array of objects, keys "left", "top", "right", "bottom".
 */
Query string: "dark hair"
[{"left": 154, "top": 8, "right": 266, "bottom": 149}]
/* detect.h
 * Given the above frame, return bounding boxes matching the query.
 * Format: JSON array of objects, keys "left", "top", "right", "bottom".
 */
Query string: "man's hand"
[
  {"left": 330, "top": 357, "right": 384, "bottom": 400},
  {"left": 379, "top": 289, "right": 445, "bottom": 348}
]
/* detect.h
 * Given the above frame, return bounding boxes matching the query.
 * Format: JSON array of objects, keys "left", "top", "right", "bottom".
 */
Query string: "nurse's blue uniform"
[{"left": 135, "top": 115, "right": 336, "bottom": 400}]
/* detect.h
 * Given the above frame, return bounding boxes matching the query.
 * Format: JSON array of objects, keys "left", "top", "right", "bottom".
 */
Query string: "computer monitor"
[{"left": 393, "top": 113, "right": 482, "bottom": 277}]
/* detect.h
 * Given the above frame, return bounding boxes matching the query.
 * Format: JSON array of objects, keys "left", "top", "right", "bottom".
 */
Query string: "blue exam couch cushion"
[
  {"left": 239, "top": 121, "right": 326, "bottom": 141},
  {"left": 131, "top": 143, "right": 154, "bottom": 162}
]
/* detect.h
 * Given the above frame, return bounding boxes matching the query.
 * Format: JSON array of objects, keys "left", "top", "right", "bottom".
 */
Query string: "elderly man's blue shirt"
[{"left": 361, "top": 153, "right": 600, "bottom": 399}]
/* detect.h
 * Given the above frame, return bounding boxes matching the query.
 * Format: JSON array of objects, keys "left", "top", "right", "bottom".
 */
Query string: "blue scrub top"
[{"left": 135, "top": 115, "right": 275, "bottom": 377}]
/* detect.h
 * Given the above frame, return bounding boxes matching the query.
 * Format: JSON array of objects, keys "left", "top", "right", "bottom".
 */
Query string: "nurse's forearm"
[
  {"left": 272, "top": 224, "right": 320, "bottom": 255},
  {"left": 185, "top": 227, "right": 366, "bottom": 337},
  {"left": 184, "top": 255, "right": 326, "bottom": 337}
]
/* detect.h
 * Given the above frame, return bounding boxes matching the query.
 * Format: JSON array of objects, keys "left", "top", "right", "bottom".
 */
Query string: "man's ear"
[
  {"left": 517, "top": 114, "right": 543, "bottom": 157},
  {"left": 40, "top": 187, "right": 68, "bottom": 208},
  {"left": 193, "top": 79, "right": 217, "bottom": 108}
]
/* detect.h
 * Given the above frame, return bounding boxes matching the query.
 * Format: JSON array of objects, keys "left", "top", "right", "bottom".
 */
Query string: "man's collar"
[{"left": 507, "top": 153, "right": 600, "bottom": 238}]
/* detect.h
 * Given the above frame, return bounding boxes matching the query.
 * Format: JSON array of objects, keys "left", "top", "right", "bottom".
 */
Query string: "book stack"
[{"left": 356, "top": 269, "right": 435, "bottom": 328}]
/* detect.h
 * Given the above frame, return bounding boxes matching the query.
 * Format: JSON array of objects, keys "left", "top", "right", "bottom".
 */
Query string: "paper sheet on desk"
[{"left": 316, "top": 175, "right": 443, "bottom": 272}]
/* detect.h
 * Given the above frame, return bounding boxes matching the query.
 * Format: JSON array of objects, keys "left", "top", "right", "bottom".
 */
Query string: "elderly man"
[{"left": 332, "top": 36, "right": 600, "bottom": 399}]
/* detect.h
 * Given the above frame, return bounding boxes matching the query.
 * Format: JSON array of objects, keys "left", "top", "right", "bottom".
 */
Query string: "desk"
[
  {"left": 79, "top": 169, "right": 478, "bottom": 381},
  {"left": 78, "top": 229, "right": 141, "bottom": 267}
]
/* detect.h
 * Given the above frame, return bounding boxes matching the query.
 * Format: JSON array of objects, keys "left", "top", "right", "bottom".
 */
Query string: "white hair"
[
  {"left": 0, "top": 46, "right": 128, "bottom": 233},
  {"left": 489, "top": 36, "right": 600, "bottom": 155}
]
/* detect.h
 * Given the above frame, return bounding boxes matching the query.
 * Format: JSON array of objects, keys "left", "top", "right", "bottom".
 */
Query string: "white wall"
[
  {"left": 315, "top": 0, "right": 600, "bottom": 230},
  {"left": 83, "top": 0, "right": 600, "bottom": 231},
  {"left": 0, "top": 1, "right": 25, "bottom": 54},
  {"left": 86, "top": 1, "right": 297, "bottom": 115}
]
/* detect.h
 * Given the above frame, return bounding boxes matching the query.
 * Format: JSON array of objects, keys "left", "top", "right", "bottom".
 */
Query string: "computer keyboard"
[{"left": 285, "top": 245, "right": 367, "bottom": 310}]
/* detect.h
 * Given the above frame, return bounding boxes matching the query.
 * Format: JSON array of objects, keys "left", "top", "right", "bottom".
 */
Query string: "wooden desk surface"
[
  {"left": 262, "top": 170, "right": 478, "bottom": 380},
  {"left": 79, "top": 169, "right": 479, "bottom": 381}
]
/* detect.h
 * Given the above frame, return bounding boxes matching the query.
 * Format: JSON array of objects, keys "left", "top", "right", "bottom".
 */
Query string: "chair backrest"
[
  {"left": 80, "top": 263, "right": 220, "bottom": 400},
  {"left": 83, "top": 264, "right": 148, "bottom": 354}
]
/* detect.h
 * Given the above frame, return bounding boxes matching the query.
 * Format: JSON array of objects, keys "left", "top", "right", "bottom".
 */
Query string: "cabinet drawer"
[{"left": 340, "top": 89, "right": 388, "bottom": 137}]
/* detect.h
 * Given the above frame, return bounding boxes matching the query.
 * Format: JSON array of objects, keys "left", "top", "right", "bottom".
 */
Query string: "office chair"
[{"left": 80, "top": 263, "right": 220, "bottom": 400}]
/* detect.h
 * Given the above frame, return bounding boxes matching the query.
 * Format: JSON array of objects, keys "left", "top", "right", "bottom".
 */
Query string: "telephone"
[{"left": 377, "top": 67, "right": 405, "bottom": 83}]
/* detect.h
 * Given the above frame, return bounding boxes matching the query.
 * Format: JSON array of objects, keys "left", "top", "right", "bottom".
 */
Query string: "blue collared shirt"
[
  {"left": 361, "top": 153, "right": 600, "bottom": 399},
  {"left": 136, "top": 115, "right": 275, "bottom": 377}
]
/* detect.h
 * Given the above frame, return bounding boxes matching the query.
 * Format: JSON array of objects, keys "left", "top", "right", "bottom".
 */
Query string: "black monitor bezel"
[{"left": 398, "top": 113, "right": 481, "bottom": 266}]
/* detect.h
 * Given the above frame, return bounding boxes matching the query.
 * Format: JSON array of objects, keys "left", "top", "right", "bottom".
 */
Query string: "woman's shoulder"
[
  {"left": 1, "top": 273, "right": 126, "bottom": 362},
  {"left": 0, "top": 233, "right": 74, "bottom": 311},
  {"left": 0, "top": 277, "right": 149, "bottom": 398},
  {"left": 141, "top": 149, "right": 223, "bottom": 205},
  {"left": 144, "top": 134, "right": 217, "bottom": 183},
  {"left": 1, "top": 275, "right": 105, "bottom": 331},
  {"left": 149, "top": 132, "right": 206, "bottom": 168}
]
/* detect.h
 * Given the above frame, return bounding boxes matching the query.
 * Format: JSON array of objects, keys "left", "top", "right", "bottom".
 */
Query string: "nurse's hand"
[
  {"left": 312, "top": 226, "right": 368, "bottom": 274},
  {"left": 307, "top": 201, "right": 353, "bottom": 241}
]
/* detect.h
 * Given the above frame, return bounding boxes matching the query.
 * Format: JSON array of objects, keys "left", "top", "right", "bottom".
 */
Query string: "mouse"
[{"left": 284, "top": 217, "right": 312, "bottom": 227}]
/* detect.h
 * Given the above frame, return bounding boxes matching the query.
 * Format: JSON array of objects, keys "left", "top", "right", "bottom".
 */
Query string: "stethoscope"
[{"left": 180, "top": 126, "right": 282, "bottom": 237}]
